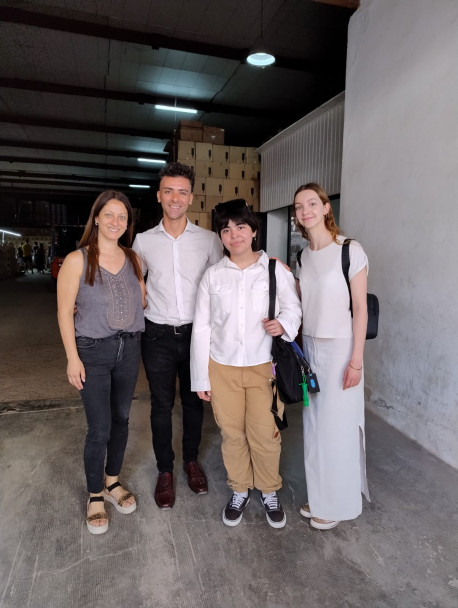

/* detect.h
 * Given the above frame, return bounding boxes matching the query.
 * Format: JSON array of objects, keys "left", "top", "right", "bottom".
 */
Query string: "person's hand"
[
  {"left": 197, "top": 390, "right": 211, "bottom": 402},
  {"left": 67, "top": 357, "right": 86, "bottom": 390},
  {"left": 262, "top": 318, "right": 285, "bottom": 337},
  {"left": 343, "top": 362, "right": 362, "bottom": 390}
]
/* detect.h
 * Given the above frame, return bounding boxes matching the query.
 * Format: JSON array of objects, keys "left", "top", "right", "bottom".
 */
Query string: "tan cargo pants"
[{"left": 209, "top": 358, "right": 283, "bottom": 494}]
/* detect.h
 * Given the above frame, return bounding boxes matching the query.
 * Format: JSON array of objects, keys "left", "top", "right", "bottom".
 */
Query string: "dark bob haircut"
[{"left": 214, "top": 199, "right": 259, "bottom": 257}]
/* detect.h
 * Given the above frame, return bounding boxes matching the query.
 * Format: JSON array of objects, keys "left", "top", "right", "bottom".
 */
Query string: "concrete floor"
[{"left": 1, "top": 273, "right": 457, "bottom": 608}]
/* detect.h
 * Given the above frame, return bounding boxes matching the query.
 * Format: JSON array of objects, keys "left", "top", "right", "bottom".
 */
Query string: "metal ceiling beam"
[
  {"left": 0, "top": 114, "right": 168, "bottom": 140},
  {"left": 0, "top": 6, "right": 330, "bottom": 74},
  {"left": 312, "top": 0, "right": 359, "bottom": 8},
  {"left": 0, "top": 78, "right": 281, "bottom": 119},
  {"left": 0, "top": 178, "right": 136, "bottom": 189},
  {"left": 0, "top": 139, "right": 167, "bottom": 160},
  {"left": 0, "top": 155, "right": 159, "bottom": 173},
  {"left": 0, "top": 170, "right": 155, "bottom": 186}
]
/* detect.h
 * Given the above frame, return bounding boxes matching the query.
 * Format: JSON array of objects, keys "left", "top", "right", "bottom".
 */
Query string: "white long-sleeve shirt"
[
  {"left": 132, "top": 220, "right": 223, "bottom": 325},
  {"left": 190, "top": 251, "right": 302, "bottom": 392}
]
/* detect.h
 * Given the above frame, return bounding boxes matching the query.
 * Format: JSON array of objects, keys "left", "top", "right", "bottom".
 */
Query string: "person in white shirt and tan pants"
[{"left": 190, "top": 200, "right": 301, "bottom": 528}]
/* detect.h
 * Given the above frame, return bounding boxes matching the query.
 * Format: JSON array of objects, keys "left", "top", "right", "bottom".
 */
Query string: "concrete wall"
[
  {"left": 341, "top": 0, "right": 458, "bottom": 468},
  {"left": 266, "top": 208, "right": 290, "bottom": 263}
]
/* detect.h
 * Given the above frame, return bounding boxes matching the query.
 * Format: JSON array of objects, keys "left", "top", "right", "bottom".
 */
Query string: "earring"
[{"left": 95, "top": 221, "right": 98, "bottom": 226}]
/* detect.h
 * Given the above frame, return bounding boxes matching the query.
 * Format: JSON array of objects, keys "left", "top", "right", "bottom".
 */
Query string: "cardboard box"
[
  {"left": 178, "top": 128, "right": 203, "bottom": 142},
  {"left": 245, "top": 180, "right": 260, "bottom": 201},
  {"left": 244, "top": 164, "right": 261, "bottom": 181},
  {"left": 179, "top": 120, "right": 203, "bottom": 129},
  {"left": 188, "top": 211, "right": 212, "bottom": 230},
  {"left": 205, "top": 195, "right": 223, "bottom": 212},
  {"left": 196, "top": 142, "right": 213, "bottom": 161},
  {"left": 203, "top": 125, "right": 225, "bottom": 145},
  {"left": 236, "top": 181, "right": 247, "bottom": 199},
  {"left": 205, "top": 177, "right": 224, "bottom": 197},
  {"left": 195, "top": 161, "right": 212, "bottom": 177},
  {"left": 179, "top": 159, "right": 195, "bottom": 172},
  {"left": 212, "top": 161, "right": 230, "bottom": 179},
  {"left": 223, "top": 179, "right": 241, "bottom": 199},
  {"left": 194, "top": 177, "right": 206, "bottom": 195},
  {"left": 212, "top": 145, "right": 230, "bottom": 163},
  {"left": 177, "top": 141, "right": 196, "bottom": 160},
  {"left": 190, "top": 196, "right": 206, "bottom": 212},
  {"left": 245, "top": 147, "right": 261, "bottom": 164},
  {"left": 178, "top": 121, "right": 203, "bottom": 142},
  {"left": 229, "top": 163, "right": 246, "bottom": 180},
  {"left": 229, "top": 146, "right": 246, "bottom": 164}
]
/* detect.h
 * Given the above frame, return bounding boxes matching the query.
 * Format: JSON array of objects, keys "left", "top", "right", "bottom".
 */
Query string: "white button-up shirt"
[
  {"left": 191, "top": 251, "right": 302, "bottom": 392},
  {"left": 132, "top": 220, "right": 223, "bottom": 325}
]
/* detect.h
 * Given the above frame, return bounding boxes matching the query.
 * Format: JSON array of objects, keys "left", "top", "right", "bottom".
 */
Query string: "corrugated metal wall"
[{"left": 257, "top": 93, "right": 345, "bottom": 212}]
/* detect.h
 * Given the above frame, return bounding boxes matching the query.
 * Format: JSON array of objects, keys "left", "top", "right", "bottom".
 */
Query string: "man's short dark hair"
[{"left": 158, "top": 161, "right": 195, "bottom": 191}]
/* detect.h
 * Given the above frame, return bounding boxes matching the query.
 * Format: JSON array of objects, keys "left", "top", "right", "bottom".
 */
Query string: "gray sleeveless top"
[{"left": 74, "top": 248, "right": 145, "bottom": 338}]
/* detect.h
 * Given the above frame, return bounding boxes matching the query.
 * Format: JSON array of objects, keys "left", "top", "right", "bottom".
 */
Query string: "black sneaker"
[
  {"left": 260, "top": 492, "right": 286, "bottom": 528},
  {"left": 222, "top": 492, "right": 250, "bottom": 527}
]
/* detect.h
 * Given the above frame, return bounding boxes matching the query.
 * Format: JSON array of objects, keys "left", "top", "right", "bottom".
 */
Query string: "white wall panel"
[{"left": 258, "top": 93, "right": 345, "bottom": 212}]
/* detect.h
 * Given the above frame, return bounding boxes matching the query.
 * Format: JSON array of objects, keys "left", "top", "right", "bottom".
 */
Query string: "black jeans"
[
  {"left": 77, "top": 332, "right": 141, "bottom": 493},
  {"left": 141, "top": 320, "right": 203, "bottom": 473}
]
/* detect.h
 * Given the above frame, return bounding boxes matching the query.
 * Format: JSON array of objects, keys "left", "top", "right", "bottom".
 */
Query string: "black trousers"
[{"left": 141, "top": 320, "right": 203, "bottom": 473}]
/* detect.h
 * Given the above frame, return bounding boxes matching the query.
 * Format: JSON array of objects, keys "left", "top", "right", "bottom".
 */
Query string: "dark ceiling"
[{"left": 0, "top": 0, "right": 357, "bottom": 219}]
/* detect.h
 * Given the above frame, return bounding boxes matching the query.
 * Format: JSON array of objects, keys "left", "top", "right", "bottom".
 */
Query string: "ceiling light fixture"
[
  {"left": 247, "top": 51, "right": 275, "bottom": 67},
  {"left": 247, "top": 0, "right": 275, "bottom": 67},
  {"left": 155, "top": 104, "right": 198, "bottom": 114},
  {"left": 129, "top": 184, "right": 150, "bottom": 189},
  {"left": 137, "top": 158, "right": 167, "bottom": 164},
  {"left": 1, "top": 228, "right": 21, "bottom": 244}
]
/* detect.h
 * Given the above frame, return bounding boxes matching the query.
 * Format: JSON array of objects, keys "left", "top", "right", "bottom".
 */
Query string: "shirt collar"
[
  {"left": 158, "top": 218, "right": 196, "bottom": 238},
  {"left": 219, "top": 250, "right": 266, "bottom": 270}
]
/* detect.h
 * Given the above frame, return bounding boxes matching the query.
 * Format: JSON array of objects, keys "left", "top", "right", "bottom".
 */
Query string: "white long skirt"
[{"left": 302, "top": 335, "right": 370, "bottom": 521}]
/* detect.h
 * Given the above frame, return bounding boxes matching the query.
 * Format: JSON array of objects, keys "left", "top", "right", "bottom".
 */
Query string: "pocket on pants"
[
  {"left": 76, "top": 336, "right": 97, "bottom": 349},
  {"left": 143, "top": 323, "right": 166, "bottom": 342}
]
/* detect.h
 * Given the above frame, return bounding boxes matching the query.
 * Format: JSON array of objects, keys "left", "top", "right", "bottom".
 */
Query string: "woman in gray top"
[{"left": 57, "top": 190, "right": 146, "bottom": 535}]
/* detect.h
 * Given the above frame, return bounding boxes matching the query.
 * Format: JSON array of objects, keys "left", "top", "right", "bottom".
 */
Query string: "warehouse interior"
[{"left": 1, "top": 0, "right": 458, "bottom": 607}]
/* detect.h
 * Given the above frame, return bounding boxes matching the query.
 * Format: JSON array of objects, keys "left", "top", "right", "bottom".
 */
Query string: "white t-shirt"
[{"left": 296, "top": 236, "right": 368, "bottom": 339}]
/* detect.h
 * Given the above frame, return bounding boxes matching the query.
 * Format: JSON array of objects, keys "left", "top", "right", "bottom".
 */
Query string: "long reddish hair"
[
  {"left": 79, "top": 190, "right": 143, "bottom": 285},
  {"left": 293, "top": 182, "right": 341, "bottom": 243}
]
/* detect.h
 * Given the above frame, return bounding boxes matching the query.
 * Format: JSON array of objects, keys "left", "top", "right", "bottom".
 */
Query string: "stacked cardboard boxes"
[{"left": 170, "top": 121, "right": 261, "bottom": 229}]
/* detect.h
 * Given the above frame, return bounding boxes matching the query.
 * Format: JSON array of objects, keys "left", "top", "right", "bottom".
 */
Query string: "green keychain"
[{"left": 301, "top": 374, "right": 309, "bottom": 407}]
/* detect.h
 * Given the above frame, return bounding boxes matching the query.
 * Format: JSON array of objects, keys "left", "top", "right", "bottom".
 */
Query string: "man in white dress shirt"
[{"left": 133, "top": 162, "right": 222, "bottom": 509}]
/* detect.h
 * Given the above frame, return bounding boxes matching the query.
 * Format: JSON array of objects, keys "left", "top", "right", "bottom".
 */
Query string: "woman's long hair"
[
  {"left": 293, "top": 182, "right": 341, "bottom": 243},
  {"left": 79, "top": 190, "right": 143, "bottom": 285}
]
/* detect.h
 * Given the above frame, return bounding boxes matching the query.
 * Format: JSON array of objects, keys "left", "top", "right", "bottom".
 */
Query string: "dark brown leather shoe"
[
  {"left": 183, "top": 461, "right": 208, "bottom": 494},
  {"left": 154, "top": 472, "right": 175, "bottom": 509}
]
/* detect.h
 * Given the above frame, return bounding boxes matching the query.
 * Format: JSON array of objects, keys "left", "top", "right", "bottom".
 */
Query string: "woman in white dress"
[{"left": 294, "top": 183, "right": 370, "bottom": 530}]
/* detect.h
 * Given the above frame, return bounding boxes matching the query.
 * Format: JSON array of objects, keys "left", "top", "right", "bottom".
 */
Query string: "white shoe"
[
  {"left": 299, "top": 503, "right": 311, "bottom": 518},
  {"left": 310, "top": 517, "right": 339, "bottom": 530}
]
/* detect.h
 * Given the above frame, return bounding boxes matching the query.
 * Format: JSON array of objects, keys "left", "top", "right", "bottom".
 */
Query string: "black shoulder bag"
[
  {"left": 268, "top": 259, "right": 319, "bottom": 431},
  {"left": 341, "top": 239, "right": 379, "bottom": 340}
]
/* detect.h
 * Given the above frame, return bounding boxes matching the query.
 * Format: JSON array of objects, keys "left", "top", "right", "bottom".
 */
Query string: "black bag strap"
[
  {"left": 268, "top": 258, "right": 276, "bottom": 321},
  {"left": 341, "top": 238, "right": 353, "bottom": 317},
  {"left": 296, "top": 249, "right": 303, "bottom": 268}
]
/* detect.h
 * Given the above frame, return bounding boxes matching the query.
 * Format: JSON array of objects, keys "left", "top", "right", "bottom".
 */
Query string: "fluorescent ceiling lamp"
[
  {"left": 137, "top": 158, "right": 166, "bottom": 164},
  {"left": 155, "top": 104, "right": 198, "bottom": 114},
  {"left": 1, "top": 229, "right": 21, "bottom": 237},
  {"left": 129, "top": 184, "right": 150, "bottom": 189},
  {"left": 246, "top": 51, "right": 275, "bottom": 66}
]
